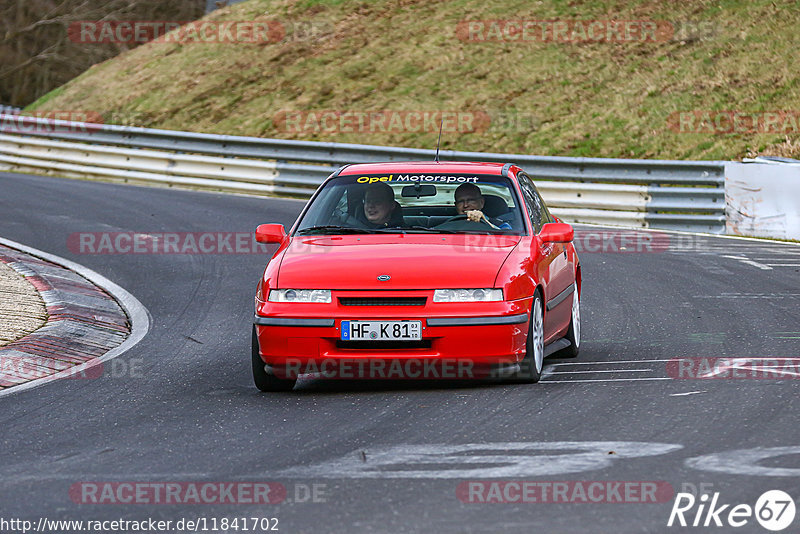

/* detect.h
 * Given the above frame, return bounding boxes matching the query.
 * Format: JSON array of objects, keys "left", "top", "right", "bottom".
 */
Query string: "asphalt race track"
[{"left": 1, "top": 171, "right": 799, "bottom": 533}]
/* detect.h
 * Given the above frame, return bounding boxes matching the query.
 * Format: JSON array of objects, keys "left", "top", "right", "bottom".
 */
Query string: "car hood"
[{"left": 277, "top": 234, "right": 521, "bottom": 289}]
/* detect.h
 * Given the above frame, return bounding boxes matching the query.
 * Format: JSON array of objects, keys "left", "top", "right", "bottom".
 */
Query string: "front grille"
[
  {"left": 336, "top": 340, "right": 433, "bottom": 350},
  {"left": 339, "top": 297, "right": 427, "bottom": 306}
]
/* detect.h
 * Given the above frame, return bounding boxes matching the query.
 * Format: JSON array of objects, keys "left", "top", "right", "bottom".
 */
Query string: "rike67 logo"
[{"left": 668, "top": 490, "right": 796, "bottom": 531}]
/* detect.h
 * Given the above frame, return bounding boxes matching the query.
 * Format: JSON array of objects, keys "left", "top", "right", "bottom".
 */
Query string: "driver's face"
[
  {"left": 364, "top": 192, "right": 393, "bottom": 224},
  {"left": 455, "top": 192, "right": 485, "bottom": 214}
]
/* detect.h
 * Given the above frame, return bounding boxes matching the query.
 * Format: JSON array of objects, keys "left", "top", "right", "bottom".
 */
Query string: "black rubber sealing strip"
[
  {"left": 427, "top": 313, "right": 529, "bottom": 327},
  {"left": 254, "top": 316, "right": 335, "bottom": 327},
  {"left": 546, "top": 283, "right": 575, "bottom": 311}
]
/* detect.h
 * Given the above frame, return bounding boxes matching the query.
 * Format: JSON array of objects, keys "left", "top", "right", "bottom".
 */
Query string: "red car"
[{"left": 252, "top": 162, "right": 581, "bottom": 391}]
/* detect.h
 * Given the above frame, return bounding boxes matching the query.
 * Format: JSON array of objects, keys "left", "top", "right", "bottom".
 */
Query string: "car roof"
[{"left": 338, "top": 161, "right": 513, "bottom": 177}]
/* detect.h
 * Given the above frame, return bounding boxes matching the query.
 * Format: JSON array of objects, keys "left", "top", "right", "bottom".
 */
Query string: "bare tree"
[{"left": 0, "top": 0, "right": 205, "bottom": 107}]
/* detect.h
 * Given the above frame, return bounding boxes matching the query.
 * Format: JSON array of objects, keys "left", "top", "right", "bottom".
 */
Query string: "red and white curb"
[{"left": 0, "top": 237, "right": 150, "bottom": 397}]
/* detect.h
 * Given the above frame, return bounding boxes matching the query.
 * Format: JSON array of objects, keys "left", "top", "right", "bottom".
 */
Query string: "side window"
[
  {"left": 533, "top": 184, "right": 555, "bottom": 224},
  {"left": 517, "top": 173, "right": 544, "bottom": 233},
  {"left": 325, "top": 187, "right": 353, "bottom": 225},
  {"left": 333, "top": 189, "right": 348, "bottom": 217}
]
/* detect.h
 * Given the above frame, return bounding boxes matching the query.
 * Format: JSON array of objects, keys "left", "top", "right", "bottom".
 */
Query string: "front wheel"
[
  {"left": 516, "top": 294, "right": 544, "bottom": 383},
  {"left": 251, "top": 326, "right": 296, "bottom": 392}
]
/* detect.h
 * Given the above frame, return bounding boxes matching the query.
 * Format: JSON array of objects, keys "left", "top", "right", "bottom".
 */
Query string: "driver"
[
  {"left": 454, "top": 183, "right": 487, "bottom": 222},
  {"left": 453, "top": 183, "right": 511, "bottom": 229}
]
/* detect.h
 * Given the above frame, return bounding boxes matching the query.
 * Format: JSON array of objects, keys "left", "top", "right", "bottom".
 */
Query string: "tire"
[
  {"left": 516, "top": 293, "right": 544, "bottom": 383},
  {"left": 251, "top": 326, "right": 296, "bottom": 392},
  {"left": 556, "top": 289, "right": 581, "bottom": 359}
]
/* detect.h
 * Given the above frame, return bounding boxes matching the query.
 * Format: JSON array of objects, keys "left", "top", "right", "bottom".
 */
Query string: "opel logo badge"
[{"left": 377, "top": 274, "right": 391, "bottom": 281}]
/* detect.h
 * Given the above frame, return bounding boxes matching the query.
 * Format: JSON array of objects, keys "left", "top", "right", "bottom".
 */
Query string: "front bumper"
[{"left": 254, "top": 292, "right": 532, "bottom": 379}]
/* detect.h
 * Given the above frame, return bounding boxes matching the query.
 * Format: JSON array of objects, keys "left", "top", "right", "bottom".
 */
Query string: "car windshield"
[{"left": 295, "top": 172, "right": 527, "bottom": 235}]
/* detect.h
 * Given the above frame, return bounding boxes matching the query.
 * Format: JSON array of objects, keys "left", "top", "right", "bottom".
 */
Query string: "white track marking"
[
  {"left": 277, "top": 442, "right": 684, "bottom": 479},
  {"left": 669, "top": 391, "right": 706, "bottom": 397},
  {"left": 0, "top": 237, "right": 151, "bottom": 398},
  {"left": 539, "top": 357, "right": 800, "bottom": 383},
  {"left": 540, "top": 377, "right": 673, "bottom": 383},
  {"left": 695, "top": 293, "right": 800, "bottom": 298},
  {"left": 546, "top": 369, "right": 653, "bottom": 375},
  {"left": 687, "top": 446, "right": 800, "bottom": 477},
  {"left": 541, "top": 359, "right": 674, "bottom": 382},
  {"left": 721, "top": 255, "right": 773, "bottom": 270},
  {"left": 682, "top": 357, "right": 800, "bottom": 361},
  {"left": 751, "top": 254, "right": 800, "bottom": 258},
  {"left": 542, "top": 357, "right": 800, "bottom": 384},
  {"left": 547, "top": 359, "right": 682, "bottom": 366}
]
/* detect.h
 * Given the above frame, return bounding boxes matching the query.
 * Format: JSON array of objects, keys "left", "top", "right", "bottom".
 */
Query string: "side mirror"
[
  {"left": 539, "top": 222, "right": 574, "bottom": 243},
  {"left": 255, "top": 224, "right": 287, "bottom": 244}
]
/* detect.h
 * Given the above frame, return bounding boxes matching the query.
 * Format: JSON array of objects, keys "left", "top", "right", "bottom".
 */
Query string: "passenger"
[{"left": 363, "top": 182, "right": 404, "bottom": 228}]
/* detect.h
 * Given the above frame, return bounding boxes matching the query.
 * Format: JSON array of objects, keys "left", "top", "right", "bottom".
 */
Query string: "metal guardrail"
[{"left": 0, "top": 113, "right": 727, "bottom": 233}]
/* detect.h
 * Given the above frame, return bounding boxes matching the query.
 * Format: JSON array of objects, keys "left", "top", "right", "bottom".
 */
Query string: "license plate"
[{"left": 341, "top": 320, "right": 422, "bottom": 341}]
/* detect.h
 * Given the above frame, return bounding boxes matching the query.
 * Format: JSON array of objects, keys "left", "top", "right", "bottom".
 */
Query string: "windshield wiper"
[
  {"left": 297, "top": 226, "right": 414, "bottom": 235},
  {"left": 296, "top": 225, "right": 373, "bottom": 235},
  {"left": 403, "top": 226, "right": 507, "bottom": 234},
  {"left": 402, "top": 226, "right": 459, "bottom": 234}
]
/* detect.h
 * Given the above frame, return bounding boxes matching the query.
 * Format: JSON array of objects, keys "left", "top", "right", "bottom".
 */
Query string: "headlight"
[
  {"left": 268, "top": 289, "right": 331, "bottom": 303},
  {"left": 433, "top": 289, "right": 503, "bottom": 302}
]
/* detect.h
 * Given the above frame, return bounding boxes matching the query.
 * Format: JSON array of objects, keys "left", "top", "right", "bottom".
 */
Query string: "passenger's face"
[
  {"left": 364, "top": 192, "right": 393, "bottom": 224},
  {"left": 455, "top": 191, "right": 485, "bottom": 214}
]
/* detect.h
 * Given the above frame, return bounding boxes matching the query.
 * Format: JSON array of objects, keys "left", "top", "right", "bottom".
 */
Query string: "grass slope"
[{"left": 27, "top": 0, "right": 800, "bottom": 160}]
